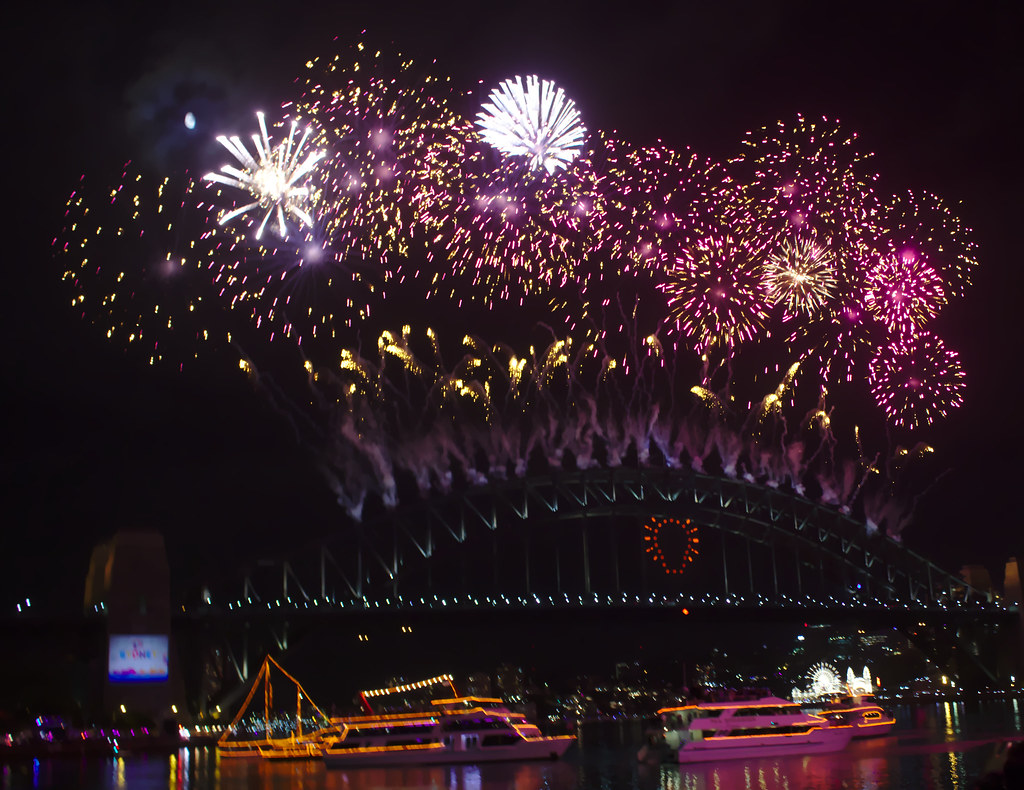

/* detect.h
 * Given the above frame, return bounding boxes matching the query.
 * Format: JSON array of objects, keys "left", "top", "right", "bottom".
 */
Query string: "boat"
[
  {"left": 649, "top": 696, "right": 854, "bottom": 763},
  {"left": 256, "top": 738, "right": 323, "bottom": 760},
  {"left": 217, "top": 656, "right": 331, "bottom": 760},
  {"left": 322, "top": 695, "right": 575, "bottom": 767},
  {"left": 813, "top": 694, "right": 895, "bottom": 738}
]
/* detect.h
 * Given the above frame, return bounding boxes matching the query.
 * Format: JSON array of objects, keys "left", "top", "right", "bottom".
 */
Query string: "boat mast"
[{"left": 264, "top": 663, "right": 271, "bottom": 741}]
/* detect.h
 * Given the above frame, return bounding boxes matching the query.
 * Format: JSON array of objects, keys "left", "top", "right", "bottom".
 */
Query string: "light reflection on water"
[{"left": 0, "top": 701, "right": 1019, "bottom": 790}]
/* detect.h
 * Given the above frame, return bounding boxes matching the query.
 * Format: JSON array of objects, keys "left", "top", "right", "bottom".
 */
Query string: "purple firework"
[
  {"left": 660, "top": 234, "right": 769, "bottom": 352},
  {"left": 868, "top": 330, "right": 965, "bottom": 430},
  {"left": 729, "top": 114, "right": 883, "bottom": 281},
  {"left": 424, "top": 133, "right": 605, "bottom": 302},
  {"left": 881, "top": 189, "right": 977, "bottom": 299},
  {"left": 864, "top": 249, "right": 946, "bottom": 335}
]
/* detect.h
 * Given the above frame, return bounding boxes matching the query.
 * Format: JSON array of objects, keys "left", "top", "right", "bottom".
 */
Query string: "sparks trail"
[{"left": 294, "top": 326, "right": 910, "bottom": 537}]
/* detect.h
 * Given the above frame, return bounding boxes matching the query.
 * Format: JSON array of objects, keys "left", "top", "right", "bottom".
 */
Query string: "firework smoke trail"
[
  {"left": 57, "top": 164, "right": 221, "bottom": 367},
  {"left": 309, "top": 325, "right": 890, "bottom": 523}
]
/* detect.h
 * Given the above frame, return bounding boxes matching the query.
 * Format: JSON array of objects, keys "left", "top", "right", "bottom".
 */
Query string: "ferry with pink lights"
[
  {"left": 322, "top": 696, "right": 574, "bottom": 767},
  {"left": 650, "top": 696, "right": 854, "bottom": 763}
]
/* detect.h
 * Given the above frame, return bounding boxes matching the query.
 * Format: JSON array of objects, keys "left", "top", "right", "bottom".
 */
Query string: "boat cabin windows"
[
  {"left": 344, "top": 723, "right": 437, "bottom": 737},
  {"left": 481, "top": 733, "right": 521, "bottom": 747},
  {"left": 440, "top": 717, "right": 511, "bottom": 733},
  {"left": 732, "top": 707, "right": 795, "bottom": 718},
  {"left": 724, "top": 725, "right": 814, "bottom": 737}
]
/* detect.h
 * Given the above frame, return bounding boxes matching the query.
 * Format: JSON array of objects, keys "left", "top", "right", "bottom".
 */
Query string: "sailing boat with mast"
[{"left": 217, "top": 655, "right": 330, "bottom": 760}]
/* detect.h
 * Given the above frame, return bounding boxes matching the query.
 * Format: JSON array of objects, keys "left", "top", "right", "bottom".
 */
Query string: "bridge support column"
[
  {"left": 582, "top": 525, "right": 591, "bottom": 595},
  {"left": 524, "top": 532, "right": 531, "bottom": 595},
  {"left": 771, "top": 543, "right": 779, "bottom": 602},
  {"left": 746, "top": 539, "right": 754, "bottom": 595},
  {"left": 722, "top": 533, "right": 730, "bottom": 596}
]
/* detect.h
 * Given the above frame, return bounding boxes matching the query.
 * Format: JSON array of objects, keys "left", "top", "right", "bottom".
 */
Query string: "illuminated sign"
[{"left": 108, "top": 635, "right": 169, "bottom": 682}]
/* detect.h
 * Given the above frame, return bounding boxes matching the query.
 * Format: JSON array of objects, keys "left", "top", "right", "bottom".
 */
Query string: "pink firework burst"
[
  {"left": 730, "top": 114, "right": 883, "bottom": 277},
  {"left": 585, "top": 132, "right": 731, "bottom": 271},
  {"left": 788, "top": 287, "right": 887, "bottom": 387},
  {"left": 660, "top": 235, "right": 769, "bottom": 352},
  {"left": 880, "top": 189, "right": 978, "bottom": 299},
  {"left": 868, "top": 330, "right": 965, "bottom": 430},
  {"left": 424, "top": 134, "right": 605, "bottom": 301},
  {"left": 864, "top": 249, "right": 946, "bottom": 335}
]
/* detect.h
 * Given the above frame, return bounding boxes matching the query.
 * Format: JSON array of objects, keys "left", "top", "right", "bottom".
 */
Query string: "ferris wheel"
[{"left": 806, "top": 662, "right": 843, "bottom": 698}]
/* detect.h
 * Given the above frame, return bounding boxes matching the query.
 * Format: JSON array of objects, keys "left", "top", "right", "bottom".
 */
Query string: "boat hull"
[
  {"left": 669, "top": 728, "right": 853, "bottom": 764},
  {"left": 324, "top": 736, "right": 574, "bottom": 767}
]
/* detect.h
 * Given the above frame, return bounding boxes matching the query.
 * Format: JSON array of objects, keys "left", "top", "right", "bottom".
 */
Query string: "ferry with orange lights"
[
  {"left": 814, "top": 694, "right": 895, "bottom": 738},
  {"left": 322, "top": 696, "right": 575, "bottom": 767},
  {"left": 651, "top": 696, "right": 853, "bottom": 763}
]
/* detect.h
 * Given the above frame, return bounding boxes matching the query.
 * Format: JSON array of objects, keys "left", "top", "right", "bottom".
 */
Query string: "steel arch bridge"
[
  {"left": 215, "top": 467, "right": 1003, "bottom": 618},
  {"left": 184, "top": 467, "right": 1020, "bottom": 700}
]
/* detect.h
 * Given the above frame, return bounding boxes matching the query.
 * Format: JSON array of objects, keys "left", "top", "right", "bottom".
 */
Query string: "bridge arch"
[{"left": 225, "top": 467, "right": 995, "bottom": 617}]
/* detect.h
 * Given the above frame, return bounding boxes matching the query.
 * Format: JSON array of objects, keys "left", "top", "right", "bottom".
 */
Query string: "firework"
[
  {"left": 643, "top": 517, "right": 700, "bottom": 575},
  {"left": 585, "top": 133, "right": 732, "bottom": 271},
  {"left": 730, "top": 114, "right": 883, "bottom": 271},
  {"left": 290, "top": 41, "right": 467, "bottom": 268},
  {"left": 55, "top": 33, "right": 983, "bottom": 542},
  {"left": 864, "top": 248, "right": 946, "bottom": 335},
  {"left": 660, "top": 235, "right": 769, "bottom": 352},
  {"left": 475, "top": 75, "right": 586, "bottom": 174},
  {"left": 880, "top": 189, "right": 978, "bottom": 299},
  {"left": 204, "top": 111, "right": 325, "bottom": 240},
  {"left": 763, "top": 235, "right": 838, "bottom": 317},
  {"left": 424, "top": 137, "right": 604, "bottom": 300},
  {"left": 200, "top": 219, "right": 379, "bottom": 351},
  {"left": 868, "top": 330, "right": 965, "bottom": 430},
  {"left": 57, "top": 165, "right": 220, "bottom": 367},
  {"left": 789, "top": 288, "right": 887, "bottom": 387}
]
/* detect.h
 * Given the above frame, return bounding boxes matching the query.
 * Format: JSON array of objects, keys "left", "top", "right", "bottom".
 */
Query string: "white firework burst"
[
  {"left": 763, "top": 236, "right": 838, "bottom": 316},
  {"left": 204, "top": 111, "right": 325, "bottom": 240},
  {"left": 475, "top": 75, "right": 586, "bottom": 174}
]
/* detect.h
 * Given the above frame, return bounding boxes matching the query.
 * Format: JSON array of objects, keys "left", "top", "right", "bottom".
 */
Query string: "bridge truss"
[
  {"left": 183, "top": 468, "right": 1018, "bottom": 697},
  {"left": 215, "top": 468, "right": 1002, "bottom": 617}
]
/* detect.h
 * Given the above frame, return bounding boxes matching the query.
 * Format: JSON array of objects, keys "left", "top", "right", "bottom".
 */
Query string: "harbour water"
[{"left": 3, "top": 699, "right": 1021, "bottom": 790}]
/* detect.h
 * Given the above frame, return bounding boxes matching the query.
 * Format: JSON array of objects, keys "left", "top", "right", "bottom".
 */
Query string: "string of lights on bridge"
[{"left": 177, "top": 589, "right": 1009, "bottom": 615}]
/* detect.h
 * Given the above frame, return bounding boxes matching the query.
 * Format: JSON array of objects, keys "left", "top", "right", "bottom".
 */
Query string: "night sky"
[{"left": 4, "top": 1, "right": 1023, "bottom": 614}]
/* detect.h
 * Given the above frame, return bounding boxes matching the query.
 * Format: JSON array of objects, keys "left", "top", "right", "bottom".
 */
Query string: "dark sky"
[{"left": 4, "top": 1, "right": 1023, "bottom": 612}]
